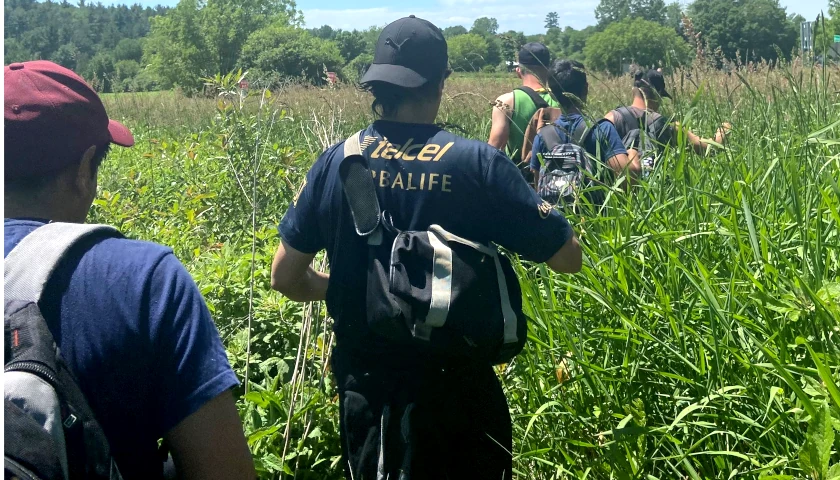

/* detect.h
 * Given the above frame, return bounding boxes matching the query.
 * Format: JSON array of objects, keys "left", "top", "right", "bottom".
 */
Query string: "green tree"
[
  {"left": 470, "top": 17, "right": 499, "bottom": 36},
  {"left": 53, "top": 43, "right": 80, "bottom": 70},
  {"left": 3, "top": 0, "right": 165, "bottom": 84},
  {"left": 447, "top": 33, "right": 489, "bottom": 72},
  {"left": 310, "top": 24, "right": 335, "bottom": 39},
  {"left": 84, "top": 51, "right": 115, "bottom": 91},
  {"left": 335, "top": 30, "right": 366, "bottom": 63},
  {"left": 342, "top": 52, "right": 373, "bottom": 83},
  {"left": 814, "top": 2, "right": 840, "bottom": 58},
  {"left": 485, "top": 36, "right": 502, "bottom": 67},
  {"left": 112, "top": 37, "right": 143, "bottom": 62},
  {"left": 143, "top": 0, "right": 210, "bottom": 90},
  {"left": 664, "top": 1, "right": 684, "bottom": 32},
  {"left": 545, "top": 25, "right": 595, "bottom": 62},
  {"left": 689, "top": 0, "right": 797, "bottom": 63},
  {"left": 4, "top": 38, "right": 31, "bottom": 64},
  {"left": 442, "top": 25, "right": 467, "bottom": 38},
  {"left": 143, "top": 0, "right": 301, "bottom": 91},
  {"left": 238, "top": 26, "right": 343, "bottom": 83},
  {"left": 499, "top": 30, "right": 527, "bottom": 66},
  {"left": 200, "top": 0, "right": 301, "bottom": 74},
  {"left": 584, "top": 17, "right": 692, "bottom": 73},
  {"left": 113, "top": 59, "right": 140, "bottom": 91},
  {"left": 595, "top": 0, "right": 666, "bottom": 26},
  {"left": 545, "top": 12, "right": 559, "bottom": 30},
  {"left": 360, "top": 25, "right": 383, "bottom": 52}
]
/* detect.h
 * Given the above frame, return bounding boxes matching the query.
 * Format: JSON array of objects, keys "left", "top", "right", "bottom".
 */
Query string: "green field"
[{"left": 97, "top": 65, "right": 840, "bottom": 479}]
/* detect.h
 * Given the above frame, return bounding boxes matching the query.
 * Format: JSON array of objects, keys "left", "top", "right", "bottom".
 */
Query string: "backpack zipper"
[{"left": 5, "top": 360, "right": 58, "bottom": 386}]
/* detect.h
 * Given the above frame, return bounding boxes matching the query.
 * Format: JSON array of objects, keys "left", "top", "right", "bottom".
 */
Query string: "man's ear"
[
  {"left": 74, "top": 145, "right": 98, "bottom": 194},
  {"left": 516, "top": 67, "right": 523, "bottom": 79}
]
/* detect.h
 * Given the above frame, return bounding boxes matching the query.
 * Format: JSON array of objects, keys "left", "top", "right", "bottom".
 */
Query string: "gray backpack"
[
  {"left": 612, "top": 106, "right": 670, "bottom": 178},
  {"left": 5, "top": 223, "right": 123, "bottom": 480},
  {"left": 535, "top": 121, "right": 595, "bottom": 205}
]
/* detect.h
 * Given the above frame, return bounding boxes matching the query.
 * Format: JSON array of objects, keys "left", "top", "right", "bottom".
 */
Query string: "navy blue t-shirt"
[
  {"left": 4, "top": 219, "right": 239, "bottom": 479},
  {"left": 279, "top": 120, "right": 574, "bottom": 349},
  {"left": 530, "top": 113, "right": 627, "bottom": 173}
]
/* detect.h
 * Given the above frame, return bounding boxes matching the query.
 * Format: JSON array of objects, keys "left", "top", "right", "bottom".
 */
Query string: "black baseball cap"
[
  {"left": 360, "top": 15, "right": 448, "bottom": 88},
  {"left": 518, "top": 43, "right": 551, "bottom": 68},
  {"left": 636, "top": 69, "right": 671, "bottom": 99}
]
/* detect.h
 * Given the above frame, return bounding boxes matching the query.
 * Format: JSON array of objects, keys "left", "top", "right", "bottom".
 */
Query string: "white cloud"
[{"left": 302, "top": 1, "right": 598, "bottom": 34}]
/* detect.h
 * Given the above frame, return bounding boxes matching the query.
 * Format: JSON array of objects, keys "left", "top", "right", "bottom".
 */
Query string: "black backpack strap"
[
  {"left": 537, "top": 122, "right": 563, "bottom": 151},
  {"left": 538, "top": 118, "right": 589, "bottom": 152},
  {"left": 570, "top": 120, "right": 590, "bottom": 146},
  {"left": 339, "top": 130, "right": 383, "bottom": 245},
  {"left": 515, "top": 86, "right": 549, "bottom": 110}
]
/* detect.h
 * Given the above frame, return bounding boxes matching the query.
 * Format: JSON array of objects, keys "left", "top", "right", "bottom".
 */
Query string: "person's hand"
[{"left": 715, "top": 122, "right": 732, "bottom": 144}]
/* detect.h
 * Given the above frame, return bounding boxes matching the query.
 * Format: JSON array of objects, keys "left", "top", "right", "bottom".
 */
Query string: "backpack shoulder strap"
[
  {"left": 612, "top": 106, "right": 639, "bottom": 135},
  {"left": 515, "top": 86, "right": 549, "bottom": 110},
  {"left": 4, "top": 223, "right": 121, "bottom": 304},
  {"left": 537, "top": 122, "right": 563, "bottom": 151},
  {"left": 645, "top": 111, "right": 666, "bottom": 131},
  {"left": 339, "top": 130, "right": 382, "bottom": 243},
  {"left": 570, "top": 119, "right": 590, "bottom": 145}
]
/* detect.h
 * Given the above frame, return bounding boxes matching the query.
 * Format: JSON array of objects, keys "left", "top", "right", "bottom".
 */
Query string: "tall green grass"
[{"left": 96, "top": 65, "right": 839, "bottom": 479}]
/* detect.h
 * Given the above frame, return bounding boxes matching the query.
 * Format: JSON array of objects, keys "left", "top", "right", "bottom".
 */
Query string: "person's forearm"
[{"left": 279, "top": 268, "right": 329, "bottom": 302}]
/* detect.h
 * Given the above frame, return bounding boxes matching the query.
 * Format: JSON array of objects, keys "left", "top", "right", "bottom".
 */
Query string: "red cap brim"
[{"left": 108, "top": 119, "right": 134, "bottom": 147}]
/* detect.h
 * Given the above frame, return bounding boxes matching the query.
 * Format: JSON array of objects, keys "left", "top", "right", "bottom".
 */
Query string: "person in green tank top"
[{"left": 488, "top": 43, "right": 560, "bottom": 175}]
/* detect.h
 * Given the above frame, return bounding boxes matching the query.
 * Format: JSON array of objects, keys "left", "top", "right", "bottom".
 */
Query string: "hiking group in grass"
[{"left": 5, "top": 15, "right": 732, "bottom": 480}]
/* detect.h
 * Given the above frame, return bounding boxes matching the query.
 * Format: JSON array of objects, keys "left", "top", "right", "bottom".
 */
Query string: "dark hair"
[
  {"left": 630, "top": 65, "right": 654, "bottom": 97},
  {"left": 361, "top": 73, "right": 449, "bottom": 118},
  {"left": 5, "top": 143, "right": 110, "bottom": 194},
  {"left": 547, "top": 60, "right": 588, "bottom": 109}
]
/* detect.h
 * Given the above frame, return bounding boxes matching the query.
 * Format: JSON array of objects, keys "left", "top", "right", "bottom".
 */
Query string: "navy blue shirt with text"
[
  {"left": 4, "top": 219, "right": 239, "bottom": 479},
  {"left": 279, "top": 120, "right": 574, "bottom": 348}
]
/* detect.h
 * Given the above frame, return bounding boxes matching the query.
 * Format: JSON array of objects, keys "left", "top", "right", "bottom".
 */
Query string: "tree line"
[{"left": 4, "top": 0, "right": 839, "bottom": 93}]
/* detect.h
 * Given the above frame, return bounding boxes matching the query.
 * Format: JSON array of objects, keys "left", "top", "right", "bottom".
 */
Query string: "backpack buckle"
[{"left": 63, "top": 413, "right": 78, "bottom": 429}]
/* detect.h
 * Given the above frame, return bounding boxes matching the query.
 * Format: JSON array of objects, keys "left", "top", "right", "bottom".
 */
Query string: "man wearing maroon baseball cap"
[
  {"left": 4, "top": 61, "right": 256, "bottom": 479},
  {"left": 5, "top": 60, "right": 134, "bottom": 196}
]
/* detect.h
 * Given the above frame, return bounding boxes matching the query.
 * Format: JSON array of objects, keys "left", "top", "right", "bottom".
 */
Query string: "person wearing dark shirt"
[
  {"left": 604, "top": 67, "right": 731, "bottom": 161},
  {"left": 4, "top": 61, "right": 255, "bottom": 480},
  {"left": 530, "top": 60, "right": 632, "bottom": 191},
  {"left": 270, "top": 16, "right": 581, "bottom": 480}
]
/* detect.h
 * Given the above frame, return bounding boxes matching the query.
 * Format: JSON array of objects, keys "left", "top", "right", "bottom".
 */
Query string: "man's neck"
[
  {"left": 521, "top": 75, "right": 545, "bottom": 91},
  {"left": 381, "top": 105, "right": 438, "bottom": 124},
  {"left": 4, "top": 200, "right": 84, "bottom": 223},
  {"left": 632, "top": 96, "right": 659, "bottom": 111}
]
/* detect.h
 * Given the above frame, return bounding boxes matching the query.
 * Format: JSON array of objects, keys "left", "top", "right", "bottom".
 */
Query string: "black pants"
[{"left": 332, "top": 345, "right": 513, "bottom": 480}]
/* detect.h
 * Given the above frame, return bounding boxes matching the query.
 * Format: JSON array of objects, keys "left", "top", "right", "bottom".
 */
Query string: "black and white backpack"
[
  {"left": 338, "top": 131, "right": 529, "bottom": 365},
  {"left": 535, "top": 120, "right": 596, "bottom": 206},
  {"left": 5, "top": 222, "right": 123, "bottom": 480},
  {"left": 612, "top": 106, "right": 670, "bottom": 179}
]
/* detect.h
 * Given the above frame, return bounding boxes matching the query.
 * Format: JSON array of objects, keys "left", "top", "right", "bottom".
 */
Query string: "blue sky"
[{"left": 106, "top": 0, "right": 830, "bottom": 34}]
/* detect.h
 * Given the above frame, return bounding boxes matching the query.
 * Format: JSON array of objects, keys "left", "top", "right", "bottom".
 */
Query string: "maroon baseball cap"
[{"left": 5, "top": 60, "right": 134, "bottom": 180}]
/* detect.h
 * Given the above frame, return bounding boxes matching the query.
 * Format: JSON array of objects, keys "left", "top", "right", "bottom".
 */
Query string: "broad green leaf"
[{"left": 800, "top": 403, "right": 834, "bottom": 480}]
